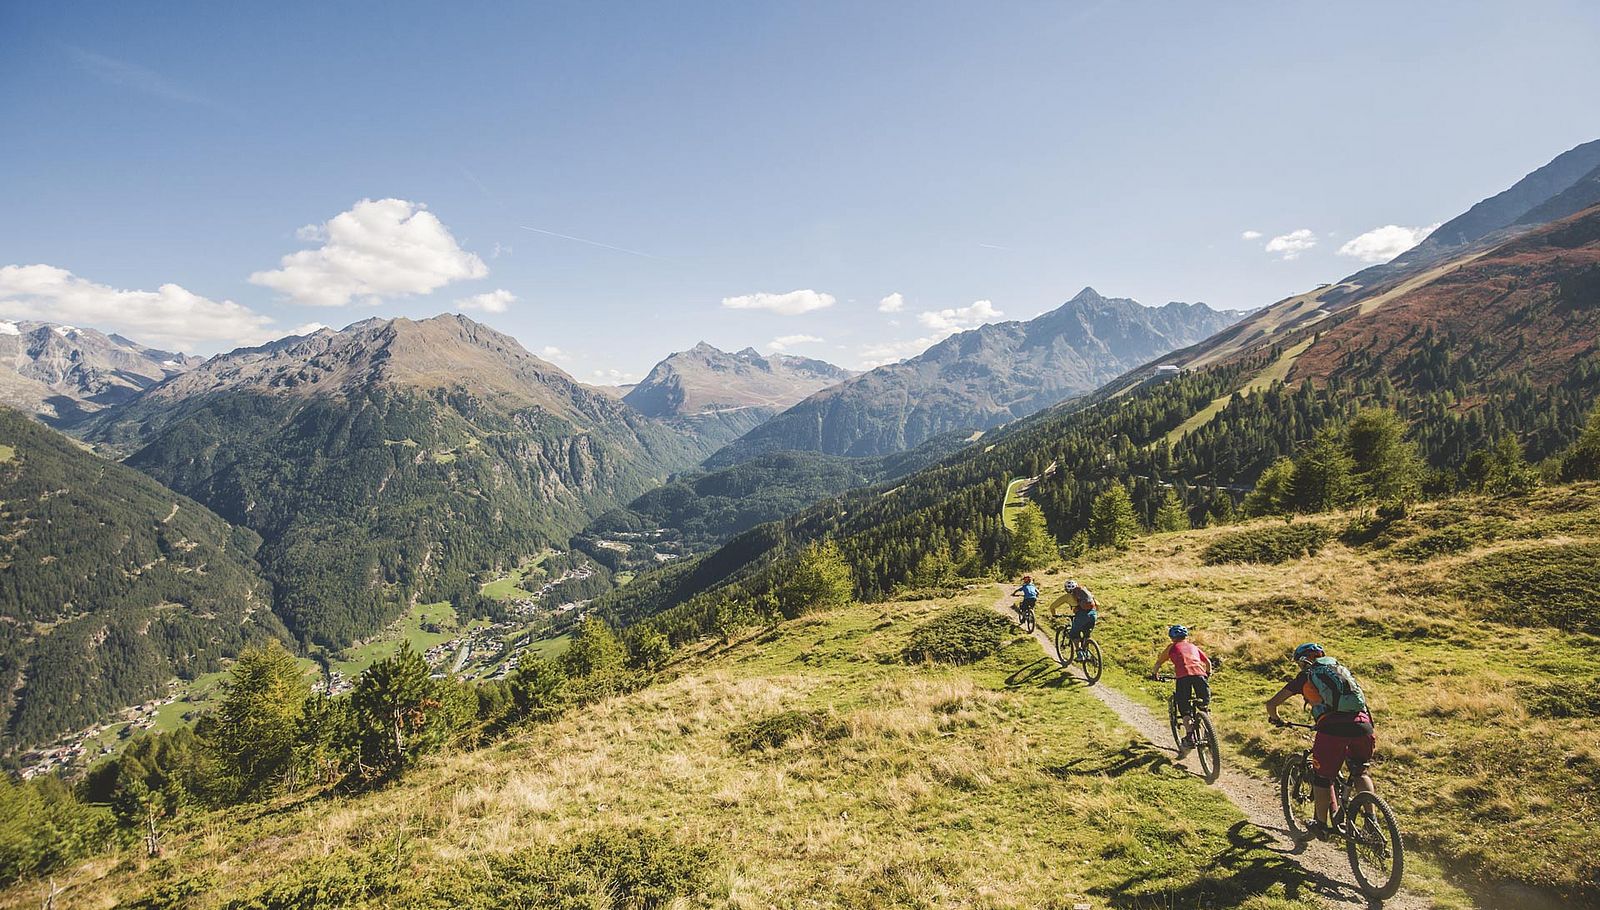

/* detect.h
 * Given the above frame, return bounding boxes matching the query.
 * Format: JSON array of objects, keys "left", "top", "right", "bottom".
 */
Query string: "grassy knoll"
[
  {"left": 8, "top": 590, "right": 1408, "bottom": 909},
  {"left": 0, "top": 443, "right": 15, "bottom": 463},
  {"left": 1038, "top": 483, "right": 1600, "bottom": 904}
]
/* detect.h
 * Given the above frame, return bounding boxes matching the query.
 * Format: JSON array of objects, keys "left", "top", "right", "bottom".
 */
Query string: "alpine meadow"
[{"left": 2, "top": 5, "right": 1599, "bottom": 909}]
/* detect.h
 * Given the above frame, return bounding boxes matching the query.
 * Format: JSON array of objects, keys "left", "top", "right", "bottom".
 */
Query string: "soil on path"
[{"left": 992, "top": 591, "right": 1437, "bottom": 910}]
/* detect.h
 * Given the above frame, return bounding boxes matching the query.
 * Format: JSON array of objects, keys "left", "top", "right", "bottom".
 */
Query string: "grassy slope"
[
  {"left": 1033, "top": 485, "right": 1600, "bottom": 903},
  {"left": 1001, "top": 476, "right": 1029, "bottom": 532},
  {"left": 10, "top": 591, "right": 1415, "bottom": 910},
  {"left": 1164, "top": 337, "right": 1315, "bottom": 445}
]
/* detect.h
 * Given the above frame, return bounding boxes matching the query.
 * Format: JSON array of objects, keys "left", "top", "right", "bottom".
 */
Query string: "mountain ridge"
[{"left": 622, "top": 342, "right": 853, "bottom": 419}]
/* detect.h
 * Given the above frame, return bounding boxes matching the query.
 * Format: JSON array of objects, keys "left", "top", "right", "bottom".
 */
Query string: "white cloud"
[
  {"left": 539, "top": 345, "right": 567, "bottom": 362},
  {"left": 290, "top": 322, "right": 329, "bottom": 336},
  {"left": 768, "top": 334, "right": 822, "bottom": 352},
  {"left": 878, "top": 292, "right": 905, "bottom": 313},
  {"left": 1240, "top": 230, "right": 1263, "bottom": 240},
  {"left": 455, "top": 289, "right": 516, "bottom": 313},
  {"left": 720, "top": 289, "right": 835, "bottom": 316},
  {"left": 857, "top": 334, "right": 947, "bottom": 369},
  {"left": 250, "top": 198, "right": 488, "bottom": 307},
  {"left": 592, "top": 368, "right": 638, "bottom": 384},
  {"left": 917, "top": 299, "right": 1003, "bottom": 332},
  {"left": 1264, "top": 229, "right": 1317, "bottom": 260},
  {"left": 1337, "top": 223, "right": 1441, "bottom": 263},
  {"left": 0, "top": 263, "right": 275, "bottom": 353}
]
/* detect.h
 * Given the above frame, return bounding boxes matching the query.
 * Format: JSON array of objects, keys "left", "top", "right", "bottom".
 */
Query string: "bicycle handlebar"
[{"left": 1271, "top": 719, "right": 1317, "bottom": 730}]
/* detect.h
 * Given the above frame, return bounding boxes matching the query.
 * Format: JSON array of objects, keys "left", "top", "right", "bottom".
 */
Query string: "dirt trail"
[{"left": 992, "top": 592, "right": 1436, "bottom": 910}]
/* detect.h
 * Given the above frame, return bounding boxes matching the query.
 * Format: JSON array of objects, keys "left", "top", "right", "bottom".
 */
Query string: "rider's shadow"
[
  {"left": 1090, "top": 820, "right": 1368, "bottom": 908},
  {"left": 1003, "top": 656, "right": 1081, "bottom": 689},
  {"left": 1044, "top": 742, "right": 1183, "bottom": 779}
]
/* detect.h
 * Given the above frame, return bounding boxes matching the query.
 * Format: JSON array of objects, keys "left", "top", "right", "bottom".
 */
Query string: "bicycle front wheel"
[
  {"left": 1054, "top": 626, "right": 1073, "bottom": 667},
  {"left": 1081, "top": 639, "right": 1102, "bottom": 685},
  {"left": 1194, "top": 712, "right": 1221, "bottom": 782},
  {"left": 1021, "top": 610, "right": 1036, "bottom": 633},
  {"left": 1279, "top": 754, "right": 1316, "bottom": 837},
  {"left": 1167, "top": 698, "right": 1181, "bottom": 749},
  {"left": 1346, "top": 791, "right": 1404, "bottom": 900}
]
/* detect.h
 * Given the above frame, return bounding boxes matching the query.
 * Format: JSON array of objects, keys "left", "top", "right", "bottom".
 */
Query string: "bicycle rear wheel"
[
  {"left": 1346, "top": 791, "right": 1404, "bottom": 900},
  {"left": 1080, "top": 639, "right": 1102, "bottom": 685},
  {"left": 1053, "top": 626, "right": 1073, "bottom": 667},
  {"left": 1194, "top": 712, "right": 1221, "bottom": 782},
  {"left": 1279, "top": 754, "right": 1316, "bottom": 837}
]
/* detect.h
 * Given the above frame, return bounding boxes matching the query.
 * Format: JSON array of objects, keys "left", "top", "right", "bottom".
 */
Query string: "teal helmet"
[
  {"left": 1168, "top": 624, "right": 1189, "bottom": 640},
  {"left": 1293, "top": 642, "right": 1325, "bottom": 661}
]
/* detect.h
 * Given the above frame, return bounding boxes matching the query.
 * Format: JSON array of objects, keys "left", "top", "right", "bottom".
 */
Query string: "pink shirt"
[{"left": 1164, "top": 640, "right": 1208, "bottom": 678}]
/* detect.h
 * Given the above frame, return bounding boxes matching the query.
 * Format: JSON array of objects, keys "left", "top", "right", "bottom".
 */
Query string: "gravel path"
[{"left": 993, "top": 591, "right": 1436, "bottom": 910}]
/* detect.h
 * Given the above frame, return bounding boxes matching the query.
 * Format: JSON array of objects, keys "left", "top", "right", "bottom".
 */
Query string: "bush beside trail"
[
  {"left": 903, "top": 606, "right": 1016, "bottom": 665},
  {"left": 1201, "top": 524, "right": 1330, "bottom": 565}
]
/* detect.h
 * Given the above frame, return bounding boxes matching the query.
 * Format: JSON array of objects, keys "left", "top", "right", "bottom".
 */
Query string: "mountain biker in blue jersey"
[{"left": 1011, "top": 575, "right": 1039, "bottom": 619}]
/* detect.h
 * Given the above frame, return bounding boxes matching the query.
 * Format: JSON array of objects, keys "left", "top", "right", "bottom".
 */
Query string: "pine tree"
[
  {"left": 211, "top": 640, "right": 308, "bottom": 798},
  {"left": 1088, "top": 485, "right": 1140, "bottom": 550},
  {"left": 777, "top": 540, "right": 854, "bottom": 617},
  {"left": 1006, "top": 502, "right": 1058, "bottom": 571},
  {"left": 1291, "top": 428, "right": 1357, "bottom": 513},
  {"left": 1242, "top": 458, "right": 1295, "bottom": 517},
  {"left": 561, "top": 615, "right": 626, "bottom": 678},
  {"left": 1152, "top": 489, "right": 1191, "bottom": 533},
  {"left": 1485, "top": 435, "right": 1539, "bottom": 496},
  {"left": 1560, "top": 400, "right": 1600, "bottom": 481},
  {"left": 350, "top": 642, "right": 442, "bottom": 779},
  {"left": 1347, "top": 408, "right": 1423, "bottom": 509}
]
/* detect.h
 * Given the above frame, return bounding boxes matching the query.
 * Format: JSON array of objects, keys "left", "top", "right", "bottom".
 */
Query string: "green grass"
[
  {"left": 480, "top": 552, "right": 553, "bottom": 601},
  {"left": 613, "top": 571, "right": 635, "bottom": 587},
  {"left": 519, "top": 633, "right": 572, "bottom": 663},
  {"left": 149, "top": 670, "right": 232, "bottom": 733},
  {"left": 0, "top": 443, "right": 15, "bottom": 463},
  {"left": 328, "top": 600, "right": 460, "bottom": 678},
  {"left": 431, "top": 450, "right": 458, "bottom": 464},
  {"left": 1031, "top": 484, "right": 1600, "bottom": 905},
  {"left": 14, "top": 590, "right": 1406, "bottom": 909},
  {"left": 1001, "top": 475, "right": 1030, "bottom": 532}
]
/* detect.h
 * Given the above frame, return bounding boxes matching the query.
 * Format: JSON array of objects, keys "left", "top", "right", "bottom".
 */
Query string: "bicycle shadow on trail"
[
  {"left": 1003, "top": 655, "right": 1081, "bottom": 689},
  {"left": 1043, "top": 741, "right": 1187, "bottom": 780},
  {"left": 1091, "top": 820, "right": 1372, "bottom": 909}
]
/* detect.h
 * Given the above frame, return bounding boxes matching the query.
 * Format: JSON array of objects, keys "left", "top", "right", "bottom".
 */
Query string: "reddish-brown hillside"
[{"left": 1288, "top": 204, "right": 1600, "bottom": 390}]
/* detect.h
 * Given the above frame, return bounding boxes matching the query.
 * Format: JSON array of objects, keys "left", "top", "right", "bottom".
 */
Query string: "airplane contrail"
[{"left": 518, "top": 225, "right": 666, "bottom": 260}]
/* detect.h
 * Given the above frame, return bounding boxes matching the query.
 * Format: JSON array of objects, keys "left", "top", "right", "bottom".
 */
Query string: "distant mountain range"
[
  {"left": 84, "top": 314, "right": 712, "bottom": 648},
  {"left": 709, "top": 290, "right": 1242, "bottom": 464},
  {"left": 0, "top": 320, "right": 201, "bottom": 425},
  {"left": 623, "top": 342, "right": 853, "bottom": 418}
]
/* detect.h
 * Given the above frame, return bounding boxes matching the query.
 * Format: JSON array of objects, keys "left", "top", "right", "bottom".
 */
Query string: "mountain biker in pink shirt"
[{"left": 1153, "top": 624, "right": 1212, "bottom": 758}]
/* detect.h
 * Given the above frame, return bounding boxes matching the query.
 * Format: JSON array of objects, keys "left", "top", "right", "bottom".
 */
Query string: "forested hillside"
[
  {"left": 599, "top": 208, "right": 1600, "bottom": 637},
  {"left": 0, "top": 409, "right": 284, "bottom": 749},
  {"left": 87, "top": 315, "right": 710, "bottom": 649},
  {"left": 577, "top": 431, "right": 971, "bottom": 566},
  {"left": 708, "top": 289, "right": 1240, "bottom": 464}
]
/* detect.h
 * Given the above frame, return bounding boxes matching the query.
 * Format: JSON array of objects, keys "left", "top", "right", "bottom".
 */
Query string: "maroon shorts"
[{"left": 1311, "top": 731, "right": 1375, "bottom": 780}]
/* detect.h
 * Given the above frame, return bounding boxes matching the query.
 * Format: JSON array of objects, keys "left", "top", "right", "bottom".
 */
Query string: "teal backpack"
[{"left": 1307, "top": 657, "right": 1368, "bottom": 716}]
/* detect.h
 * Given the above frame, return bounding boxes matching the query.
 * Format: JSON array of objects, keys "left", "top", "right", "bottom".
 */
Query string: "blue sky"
[{"left": 2, "top": 2, "right": 1598, "bottom": 380}]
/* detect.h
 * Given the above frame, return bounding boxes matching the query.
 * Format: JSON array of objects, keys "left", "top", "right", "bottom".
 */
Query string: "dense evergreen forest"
[
  {"left": 597, "top": 337, "right": 1600, "bottom": 643},
  {"left": 0, "top": 409, "right": 288, "bottom": 748},
  {"left": 112, "top": 386, "right": 699, "bottom": 649}
]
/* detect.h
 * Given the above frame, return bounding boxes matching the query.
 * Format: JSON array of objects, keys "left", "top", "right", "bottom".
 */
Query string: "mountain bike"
[
  {"left": 1010, "top": 595, "right": 1037, "bottom": 633},
  {"left": 1275, "top": 720, "right": 1404, "bottom": 900},
  {"left": 1155, "top": 674, "right": 1220, "bottom": 782},
  {"left": 1053, "top": 620, "right": 1102, "bottom": 684}
]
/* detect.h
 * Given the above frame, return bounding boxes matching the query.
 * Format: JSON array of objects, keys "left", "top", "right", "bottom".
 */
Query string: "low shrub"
[
  {"left": 727, "top": 709, "right": 846, "bottom": 752},
  {"left": 1519, "top": 677, "right": 1600, "bottom": 719},
  {"left": 1391, "top": 528, "right": 1476, "bottom": 562},
  {"left": 1461, "top": 543, "right": 1600, "bottom": 635},
  {"left": 902, "top": 606, "right": 1016, "bottom": 664},
  {"left": 1201, "top": 524, "right": 1330, "bottom": 565}
]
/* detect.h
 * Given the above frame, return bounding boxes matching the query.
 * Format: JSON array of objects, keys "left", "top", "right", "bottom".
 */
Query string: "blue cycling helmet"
[
  {"left": 1293, "top": 642, "right": 1325, "bottom": 661},
  {"left": 1168, "top": 624, "right": 1189, "bottom": 640}
]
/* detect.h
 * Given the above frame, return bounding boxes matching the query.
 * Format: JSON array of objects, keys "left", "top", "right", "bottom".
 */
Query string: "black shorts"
[{"left": 1175, "top": 675, "right": 1210, "bottom": 711}]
